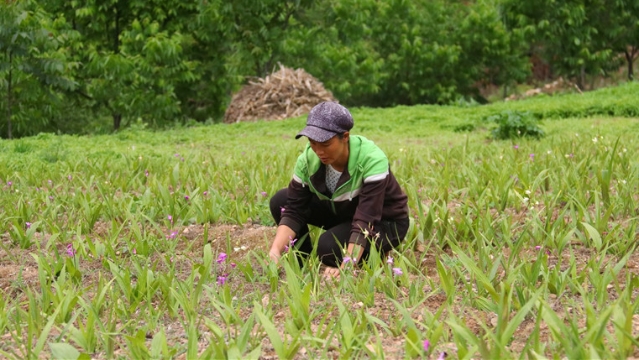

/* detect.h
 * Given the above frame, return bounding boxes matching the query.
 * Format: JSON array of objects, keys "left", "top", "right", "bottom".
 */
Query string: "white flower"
[
  {"left": 525, "top": 190, "right": 531, "bottom": 195},
  {"left": 523, "top": 197, "right": 529, "bottom": 204},
  {"left": 592, "top": 137, "right": 598, "bottom": 143}
]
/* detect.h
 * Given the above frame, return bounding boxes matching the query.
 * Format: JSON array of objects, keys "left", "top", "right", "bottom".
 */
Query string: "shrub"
[{"left": 485, "top": 110, "right": 545, "bottom": 140}]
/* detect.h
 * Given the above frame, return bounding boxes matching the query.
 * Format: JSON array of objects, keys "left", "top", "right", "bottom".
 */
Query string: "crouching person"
[{"left": 268, "top": 101, "right": 410, "bottom": 277}]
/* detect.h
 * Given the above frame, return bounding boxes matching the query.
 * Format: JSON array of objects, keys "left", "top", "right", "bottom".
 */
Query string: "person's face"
[{"left": 309, "top": 132, "right": 350, "bottom": 168}]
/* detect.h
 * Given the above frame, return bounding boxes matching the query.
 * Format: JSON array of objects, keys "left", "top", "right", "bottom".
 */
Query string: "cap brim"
[{"left": 295, "top": 126, "right": 337, "bottom": 142}]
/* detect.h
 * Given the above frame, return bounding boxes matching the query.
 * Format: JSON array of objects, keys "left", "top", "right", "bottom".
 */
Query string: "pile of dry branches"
[{"left": 223, "top": 65, "right": 337, "bottom": 123}]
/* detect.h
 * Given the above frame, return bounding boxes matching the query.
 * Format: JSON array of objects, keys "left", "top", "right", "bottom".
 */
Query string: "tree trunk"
[
  {"left": 113, "top": 113, "right": 122, "bottom": 131},
  {"left": 6, "top": 50, "right": 12, "bottom": 139},
  {"left": 626, "top": 49, "right": 634, "bottom": 81}
]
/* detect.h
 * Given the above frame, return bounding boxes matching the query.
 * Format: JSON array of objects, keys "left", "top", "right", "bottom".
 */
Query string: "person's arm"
[{"left": 269, "top": 224, "right": 297, "bottom": 262}]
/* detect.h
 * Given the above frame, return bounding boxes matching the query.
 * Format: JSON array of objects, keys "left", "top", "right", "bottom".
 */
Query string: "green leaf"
[
  {"left": 581, "top": 222, "right": 602, "bottom": 250},
  {"left": 49, "top": 342, "right": 80, "bottom": 360}
]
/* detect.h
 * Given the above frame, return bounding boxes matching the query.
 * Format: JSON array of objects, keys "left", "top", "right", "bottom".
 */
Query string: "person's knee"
[{"left": 269, "top": 188, "right": 288, "bottom": 223}]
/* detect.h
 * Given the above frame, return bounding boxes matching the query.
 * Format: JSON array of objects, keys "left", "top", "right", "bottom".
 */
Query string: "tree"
[
  {"left": 0, "top": 0, "right": 77, "bottom": 138},
  {"left": 590, "top": 0, "right": 639, "bottom": 80},
  {"left": 502, "top": 0, "right": 615, "bottom": 89}
]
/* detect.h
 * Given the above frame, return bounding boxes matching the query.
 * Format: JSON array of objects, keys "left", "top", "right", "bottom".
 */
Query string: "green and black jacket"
[{"left": 280, "top": 135, "right": 409, "bottom": 247}]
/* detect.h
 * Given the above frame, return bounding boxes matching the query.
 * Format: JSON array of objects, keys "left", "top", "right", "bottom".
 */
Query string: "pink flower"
[
  {"left": 423, "top": 340, "right": 430, "bottom": 352},
  {"left": 216, "top": 252, "right": 227, "bottom": 264},
  {"left": 217, "top": 275, "right": 228, "bottom": 285},
  {"left": 386, "top": 256, "right": 394, "bottom": 265},
  {"left": 166, "top": 231, "right": 178, "bottom": 239},
  {"left": 284, "top": 236, "right": 297, "bottom": 252},
  {"left": 343, "top": 256, "right": 352, "bottom": 264},
  {"left": 203, "top": 191, "right": 208, "bottom": 196},
  {"left": 167, "top": 215, "right": 173, "bottom": 223},
  {"left": 66, "top": 244, "right": 75, "bottom": 257},
  {"left": 437, "top": 351, "right": 447, "bottom": 360},
  {"left": 230, "top": 262, "right": 236, "bottom": 268},
  {"left": 25, "top": 222, "right": 32, "bottom": 229},
  {"left": 145, "top": 169, "right": 149, "bottom": 177},
  {"left": 392, "top": 267, "right": 402, "bottom": 276},
  {"left": 261, "top": 191, "right": 268, "bottom": 197},
  {"left": 529, "top": 153, "right": 535, "bottom": 160},
  {"left": 513, "top": 145, "right": 519, "bottom": 150},
  {"left": 6, "top": 181, "right": 12, "bottom": 187},
  {"left": 184, "top": 195, "right": 190, "bottom": 201},
  {"left": 132, "top": 248, "right": 137, "bottom": 255}
]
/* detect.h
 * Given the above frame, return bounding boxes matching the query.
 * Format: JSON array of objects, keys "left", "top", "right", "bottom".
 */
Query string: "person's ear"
[{"left": 342, "top": 131, "right": 350, "bottom": 142}]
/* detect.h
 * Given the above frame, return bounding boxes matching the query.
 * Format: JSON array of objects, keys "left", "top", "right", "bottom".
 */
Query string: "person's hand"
[
  {"left": 323, "top": 266, "right": 340, "bottom": 279},
  {"left": 269, "top": 250, "right": 281, "bottom": 263}
]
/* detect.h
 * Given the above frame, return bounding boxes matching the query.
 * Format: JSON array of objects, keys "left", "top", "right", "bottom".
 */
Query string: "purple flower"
[
  {"left": 217, "top": 275, "right": 227, "bottom": 285},
  {"left": 166, "top": 231, "right": 178, "bottom": 239},
  {"left": 392, "top": 267, "right": 403, "bottom": 276},
  {"left": 261, "top": 191, "right": 268, "bottom": 197},
  {"left": 203, "top": 191, "right": 208, "bottom": 196},
  {"left": 6, "top": 181, "right": 12, "bottom": 187},
  {"left": 386, "top": 256, "right": 394, "bottom": 265},
  {"left": 437, "top": 351, "right": 447, "bottom": 360},
  {"left": 423, "top": 340, "right": 430, "bottom": 352},
  {"left": 132, "top": 248, "right": 137, "bottom": 255},
  {"left": 167, "top": 215, "right": 173, "bottom": 223},
  {"left": 49, "top": 196, "right": 54, "bottom": 201},
  {"left": 145, "top": 169, "right": 149, "bottom": 177},
  {"left": 66, "top": 244, "right": 75, "bottom": 257},
  {"left": 184, "top": 195, "right": 190, "bottom": 201},
  {"left": 535, "top": 245, "right": 541, "bottom": 250},
  {"left": 174, "top": 153, "right": 180, "bottom": 158},
  {"left": 25, "top": 222, "right": 32, "bottom": 229},
  {"left": 343, "top": 256, "right": 352, "bottom": 264},
  {"left": 529, "top": 153, "right": 535, "bottom": 160},
  {"left": 284, "top": 236, "right": 297, "bottom": 252},
  {"left": 230, "top": 262, "right": 236, "bottom": 268},
  {"left": 513, "top": 145, "right": 519, "bottom": 150},
  {"left": 216, "top": 252, "right": 227, "bottom": 264}
]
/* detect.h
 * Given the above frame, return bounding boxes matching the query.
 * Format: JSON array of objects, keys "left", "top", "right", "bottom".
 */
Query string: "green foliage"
[
  {"left": 0, "top": 0, "right": 79, "bottom": 138},
  {"left": 1, "top": 0, "right": 638, "bottom": 137},
  {"left": 501, "top": 0, "right": 638, "bottom": 86},
  {"left": 284, "top": 0, "right": 529, "bottom": 107},
  {"left": 485, "top": 110, "right": 545, "bottom": 140}
]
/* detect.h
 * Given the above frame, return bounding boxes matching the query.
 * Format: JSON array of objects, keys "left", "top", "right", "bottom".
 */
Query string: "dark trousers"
[{"left": 269, "top": 188, "right": 409, "bottom": 267}]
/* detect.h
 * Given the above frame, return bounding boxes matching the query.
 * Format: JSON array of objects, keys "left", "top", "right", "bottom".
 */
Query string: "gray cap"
[{"left": 296, "top": 102, "right": 353, "bottom": 142}]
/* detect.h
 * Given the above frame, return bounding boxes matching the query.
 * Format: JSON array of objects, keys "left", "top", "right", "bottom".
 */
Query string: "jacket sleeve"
[
  {"left": 348, "top": 163, "right": 390, "bottom": 247},
  {"left": 279, "top": 155, "right": 312, "bottom": 236}
]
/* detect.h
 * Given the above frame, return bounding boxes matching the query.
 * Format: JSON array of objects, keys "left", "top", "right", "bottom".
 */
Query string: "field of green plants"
[{"left": 1, "top": 82, "right": 639, "bottom": 359}]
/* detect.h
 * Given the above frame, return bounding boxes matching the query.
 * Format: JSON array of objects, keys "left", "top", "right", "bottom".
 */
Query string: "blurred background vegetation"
[{"left": 1, "top": 0, "right": 637, "bottom": 138}]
